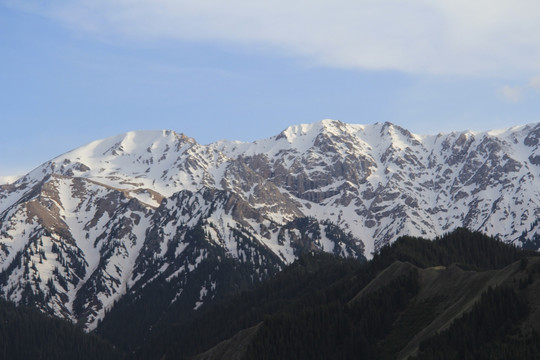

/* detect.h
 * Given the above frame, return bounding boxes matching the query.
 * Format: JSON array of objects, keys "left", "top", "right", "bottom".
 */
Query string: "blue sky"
[{"left": 2, "top": 1, "right": 540, "bottom": 177}]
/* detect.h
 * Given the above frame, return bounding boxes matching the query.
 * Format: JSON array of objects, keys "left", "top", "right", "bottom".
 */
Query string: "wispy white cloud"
[
  {"left": 498, "top": 74, "right": 540, "bottom": 103},
  {"left": 499, "top": 85, "right": 522, "bottom": 103},
  {"left": 530, "top": 76, "right": 540, "bottom": 90},
  {"left": 0, "top": 175, "right": 21, "bottom": 185},
  {"left": 7, "top": 0, "right": 540, "bottom": 75}
]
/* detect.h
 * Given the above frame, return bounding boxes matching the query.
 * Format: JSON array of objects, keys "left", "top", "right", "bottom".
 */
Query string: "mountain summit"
[{"left": 1, "top": 119, "right": 540, "bottom": 328}]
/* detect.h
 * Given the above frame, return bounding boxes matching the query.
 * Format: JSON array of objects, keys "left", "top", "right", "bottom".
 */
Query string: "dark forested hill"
[
  {"left": 124, "top": 228, "right": 540, "bottom": 359},
  {"left": 3, "top": 228, "right": 540, "bottom": 359},
  {"left": 0, "top": 298, "right": 120, "bottom": 360}
]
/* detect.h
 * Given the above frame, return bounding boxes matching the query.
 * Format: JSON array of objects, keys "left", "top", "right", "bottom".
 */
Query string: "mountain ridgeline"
[
  {"left": 2, "top": 119, "right": 540, "bottom": 358},
  {"left": 2, "top": 120, "right": 540, "bottom": 329}
]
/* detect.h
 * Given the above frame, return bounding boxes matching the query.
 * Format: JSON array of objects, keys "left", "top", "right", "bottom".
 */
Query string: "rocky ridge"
[{"left": 1, "top": 119, "right": 540, "bottom": 328}]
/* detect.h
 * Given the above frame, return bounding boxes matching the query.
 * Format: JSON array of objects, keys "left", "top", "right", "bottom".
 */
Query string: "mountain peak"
[
  {"left": 3, "top": 119, "right": 540, "bottom": 331},
  {"left": 277, "top": 119, "right": 349, "bottom": 141}
]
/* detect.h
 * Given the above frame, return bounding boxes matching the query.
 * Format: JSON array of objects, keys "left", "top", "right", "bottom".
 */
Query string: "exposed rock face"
[{"left": 2, "top": 120, "right": 540, "bottom": 329}]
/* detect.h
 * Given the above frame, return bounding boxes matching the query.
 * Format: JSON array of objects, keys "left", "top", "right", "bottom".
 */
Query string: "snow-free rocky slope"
[{"left": 1, "top": 119, "right": 540, "bottom": 329}]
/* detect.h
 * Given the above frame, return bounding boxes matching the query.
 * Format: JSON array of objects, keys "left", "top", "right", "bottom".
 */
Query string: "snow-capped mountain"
[{"left": 1, "top": 119, "right": 540, "bottom": 329}]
